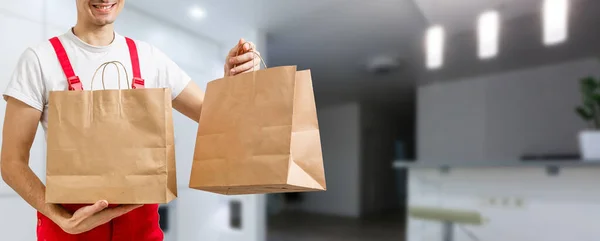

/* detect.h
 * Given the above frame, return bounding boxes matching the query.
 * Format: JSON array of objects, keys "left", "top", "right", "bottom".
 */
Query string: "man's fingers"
[
  {"left": 228, "top": 39, "right": 257, "bottom": 59},
  {"left": 78, "top": 200, "right": 109, "bottom": 218},
  {"left": 229, "top": 52, "right": 257, "bottom": 65},
  {"left": 230, "top": 51, "right": 262, "bottom": 75},
  {"left": 228, "top": 38, "right": 247, "bottom": 57},
  {"left": 242, "top": 41, "right": 256, "bottom": 52},
  {"left": 238, "top": 39, "right": 256, "bottom": 52},
  {"left": 227, "top": 39, "right": 243, "bottom": 57},
  {"left": 231, "top": 60, "right": 256, "bottom": 75},
  {"left": 94, "top": 204, "right": 143, "bottom": 223},
  {"left": 227, "top": 44, "right": 240, "bottom": 58},
  {"left": 224, "top": 38, "right": 261, "bottom": 77}
]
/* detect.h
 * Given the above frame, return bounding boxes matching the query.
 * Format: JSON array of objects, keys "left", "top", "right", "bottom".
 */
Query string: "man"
[{"left": 0, "top": 0, "right": 261, "bottom": 240}]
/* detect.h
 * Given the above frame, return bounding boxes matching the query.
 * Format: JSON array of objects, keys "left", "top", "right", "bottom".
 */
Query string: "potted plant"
[{"left": 575, "top": 76, "right": 600, "bottom": 161}]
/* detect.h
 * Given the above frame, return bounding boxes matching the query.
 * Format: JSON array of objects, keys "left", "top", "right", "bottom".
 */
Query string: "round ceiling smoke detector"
[{"left": 365, "top": 55, "right": 402, "bottom": 75}]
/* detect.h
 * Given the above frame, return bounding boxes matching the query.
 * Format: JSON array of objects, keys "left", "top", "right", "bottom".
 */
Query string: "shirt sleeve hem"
[
  {"left": 3, "top": 88, "right": 44, "bottom": 112},
  {"left": 171, "top": 77, "right": 192, "bottom": 100}
]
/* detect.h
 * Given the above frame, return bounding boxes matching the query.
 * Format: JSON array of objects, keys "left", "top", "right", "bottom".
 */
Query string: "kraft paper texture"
[
  {"left": 46, "top": 87, "right": 177, "bottom": 204},
  {"left": 189, "top": 66, "right": 326, "bottom": 195}
]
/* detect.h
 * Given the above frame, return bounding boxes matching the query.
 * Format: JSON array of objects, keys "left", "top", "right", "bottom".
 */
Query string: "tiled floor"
[{"left": 267, "top": 211, "right": 405, "bottom": 241}]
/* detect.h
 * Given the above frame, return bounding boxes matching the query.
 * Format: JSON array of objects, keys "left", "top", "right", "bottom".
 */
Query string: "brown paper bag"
[
  {"left": 189, "top": 64, "right": 326, "bottom": 195},
  {"left": 45, "top": 61, "right": 177, "bottom": 204}
]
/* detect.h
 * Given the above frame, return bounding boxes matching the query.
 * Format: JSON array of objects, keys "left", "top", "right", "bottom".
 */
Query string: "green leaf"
[
  {"left": 577, "top": 76, "right": 600, "bottom": 125},
  {"left": 584, "top": 97, "right": 595, "bottom": 107},
  {"left": 576, "top": 106, "right": 594, "bottom": 121},
  {"left": 581, "top": 76, "right": 598, "bottom": 89},
  {"left": 581, "top": 77, "right": 598, "bottom": 97},
  {"left": 594, "top": 93, "right": 600, "bottom": 103}
]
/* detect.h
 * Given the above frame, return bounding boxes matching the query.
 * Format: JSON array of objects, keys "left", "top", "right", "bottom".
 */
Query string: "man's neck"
[{"left": 72, "top": 23, "right": 115, "bottom": 47}]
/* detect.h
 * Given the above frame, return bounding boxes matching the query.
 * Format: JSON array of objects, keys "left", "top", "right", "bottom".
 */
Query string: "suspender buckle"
[
  {"left": 50, "top": 36, "right": 143, "bottom": 91},
  {"left": 67, "top": 76, "right": 83, "bottom": 91},
  {"left": 132, "top": 77, "right": 145, "bottom": 89}
]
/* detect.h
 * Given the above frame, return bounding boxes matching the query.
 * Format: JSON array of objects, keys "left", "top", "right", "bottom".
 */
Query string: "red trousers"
[{"left": 37, "top": 204, "right": 164, "bottom": 241}]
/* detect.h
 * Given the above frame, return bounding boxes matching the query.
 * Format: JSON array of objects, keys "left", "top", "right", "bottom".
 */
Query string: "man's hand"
[
  {"left": 57, "top": 200, "right": 142, "bottom": 235},
  {"left": 224, "top": 38, "right": 262, "bottom": 76},
  {"left": 174, "top": 38, "right": 261, "bottom": 121}
]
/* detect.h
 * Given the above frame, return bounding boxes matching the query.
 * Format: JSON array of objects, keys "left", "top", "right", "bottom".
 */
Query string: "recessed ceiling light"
[
  {"left": 543, "top": 0, "right": 569, "bottom": 46},
  {"left": 478, "top": 10, "right": 500, "bottom": 59},
  {"left": 426, "top": 25, "right": 445, "bottom": 70},
  {"left": 189, "top": 6, "right": 206, "bottom": 19}
]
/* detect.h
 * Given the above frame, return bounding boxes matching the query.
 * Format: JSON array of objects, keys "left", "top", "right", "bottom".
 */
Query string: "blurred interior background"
[{"left": 1, "top": 0, "right": 600, "bottom": 240}]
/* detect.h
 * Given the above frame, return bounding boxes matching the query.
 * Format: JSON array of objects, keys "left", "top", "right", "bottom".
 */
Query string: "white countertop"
[{"left": 393, "top": 160, "right": 600, "bottom": 169}]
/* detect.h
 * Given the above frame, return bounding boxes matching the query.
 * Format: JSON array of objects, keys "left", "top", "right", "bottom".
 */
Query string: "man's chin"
[{"left": 93, "top": 18, "right": 116, "bottom": 26}]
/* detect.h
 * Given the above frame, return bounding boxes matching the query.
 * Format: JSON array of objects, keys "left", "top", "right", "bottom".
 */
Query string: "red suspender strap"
[
  {"left": 125, "top": 37, "right": 145, "bottom": 89},
  {"left": 49, "top": 37, "right": 83, "bottom": 91}
]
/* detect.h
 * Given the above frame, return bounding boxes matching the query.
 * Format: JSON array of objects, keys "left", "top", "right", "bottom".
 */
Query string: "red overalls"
[{"left": 37, "top": 36, "right": 164, "bottom": 241}]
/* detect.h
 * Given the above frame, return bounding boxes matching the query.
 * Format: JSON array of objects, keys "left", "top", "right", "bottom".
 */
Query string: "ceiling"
[
  {"left": 414, "top": 0, "right": 543, "bottom": 32},
  {"left": 125, "top": 0, "right": 350, "bottom": 44},
  {"left": 126, "top": 0, "right": 546, "bottom": 42},
  {"left": 126, "top": 0, "right": 548, "bottom": 103}
]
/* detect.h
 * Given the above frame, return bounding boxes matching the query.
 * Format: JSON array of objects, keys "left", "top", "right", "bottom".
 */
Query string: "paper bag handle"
[
  {"left": 91, "top": 61, "right": 131, "bottom": 90},
  {"left": 235, "top": 42, "right": 268, "bottom": 70}
]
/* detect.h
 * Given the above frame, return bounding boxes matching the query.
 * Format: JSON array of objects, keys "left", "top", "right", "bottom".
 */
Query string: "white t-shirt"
[{"left": 3, "top": 29, "right": 191, "bottom": 133}]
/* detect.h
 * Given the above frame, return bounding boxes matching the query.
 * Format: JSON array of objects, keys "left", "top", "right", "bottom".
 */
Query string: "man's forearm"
[
  {"left": 1, "top": 160, "right": 70, "bottom": 224},
  {"left": 172, "top": 81, "right": 205, "bottom": 123}
]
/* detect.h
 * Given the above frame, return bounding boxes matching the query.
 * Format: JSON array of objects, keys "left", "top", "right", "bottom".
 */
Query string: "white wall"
[
  {"left": 417, "top": 58, "right": 598, "bottom": 163},
  {"left": 0, "top": 1, "right": 266, "bottom": 241},
  {"left": 300, "top": 102, "right": 362, "bottom": 217},
  {"left": 484, "top": 60, "right": 595, "bottom": 159},
  {"left": 417, "top": 78, "right": 487, "bottom": 162}
]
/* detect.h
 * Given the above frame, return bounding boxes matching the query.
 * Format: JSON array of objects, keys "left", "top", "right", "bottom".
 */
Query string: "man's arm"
[
  {"left": 172, "top": 81, "right": 205, "bottom": 123},
  {"left": 1, "top": 97, "right": 70, "bottom": 222},
  {"left": 171, "top": 39, "right": 260, "bottom": 122},
  {"left": 1, "top": 97, "right": 141, "bottom": 234}
]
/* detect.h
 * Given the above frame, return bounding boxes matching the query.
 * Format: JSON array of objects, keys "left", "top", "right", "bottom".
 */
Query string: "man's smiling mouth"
[{"left": 92, "top": 3, "right": 116, "bottom": 11}]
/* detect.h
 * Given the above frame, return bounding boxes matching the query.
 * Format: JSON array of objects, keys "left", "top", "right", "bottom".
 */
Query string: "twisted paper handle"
[{"left": 90, "top": 61, "right": 131, "bottom": 90}]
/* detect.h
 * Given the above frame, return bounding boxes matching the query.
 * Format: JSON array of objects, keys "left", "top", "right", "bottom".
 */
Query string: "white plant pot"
[{"left": 579, "top": 131, "right": 600, "bottom": 161}]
